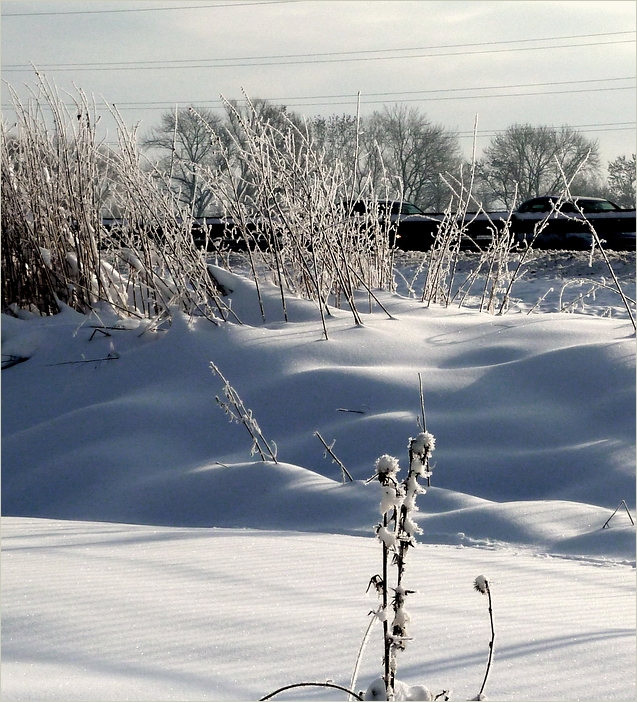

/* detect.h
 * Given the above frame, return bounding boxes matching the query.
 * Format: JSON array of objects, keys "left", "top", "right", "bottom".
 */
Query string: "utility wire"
[
  {"left": 3, "top": 75, "right": 633, "bottom": 110},
  {"left": 2, "top": 30, "right": 634, "bottom": 68},
  {"left": 2, "top": 1, "right": 297, "bottom": 17},
  {"left": 87, "top": 124, "right": 636, "bottom": 147},
  {"left": 2, "top": 33, "right": 634, "bottom": 72},
  {"left": 4, "top": 84, "right": 633, "bottom": 112}
]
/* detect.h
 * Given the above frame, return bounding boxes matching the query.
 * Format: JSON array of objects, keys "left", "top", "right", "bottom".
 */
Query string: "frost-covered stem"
[
  {"left": 382, "top": 510, "right": 392, "bottom": 699},
  {"left": 349, "top": 610, "right": 379, "bottom": 700},
  {"left": 315, "top": 431, "right": 353, "bottom": 482},
  {"left": 418, "top": 372, "right": 426, "bottom": 432},
  {"left": 474, "top": 576, "right": 495, "bottom": 700},
  {"left": 372, "top": 455, "right": 402, "bottom": 701},
  {"left": 350, "top": 91, "right": 361, "bottom": 205},
  {"left": 526, "top": 286, "right": 554, "bottom": 315}
]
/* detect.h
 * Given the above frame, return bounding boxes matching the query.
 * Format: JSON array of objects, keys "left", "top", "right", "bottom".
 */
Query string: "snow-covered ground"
[{"left": 2, "top": 251, "right": 635, "bottom": 701}]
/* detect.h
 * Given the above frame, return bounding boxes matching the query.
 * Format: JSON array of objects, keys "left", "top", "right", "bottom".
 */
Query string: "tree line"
[{"left": 139, "top": 100, "right": 636, "bottom": 217}]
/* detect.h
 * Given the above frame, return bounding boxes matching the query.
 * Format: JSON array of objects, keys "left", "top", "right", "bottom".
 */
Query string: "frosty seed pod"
[
  {"left": 410, "top": 432, "right": 436, "bottom": 456},
  {"left": 375, "top": 454, "right": 400, "bottom": 478},
  {"left": 474, "top": 574, "right": 489, "bottom": 594}
]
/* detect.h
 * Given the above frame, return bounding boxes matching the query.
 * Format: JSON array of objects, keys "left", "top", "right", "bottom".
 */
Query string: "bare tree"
[
  {"left": 605, "top": 154, "right": 636, "bottom": 208},
  {"left": 141, "top": 106, "right": 225, "bottom": 216},
  {"left": 476, "top": 124, "right": 601, "bottom": 209},
  {"left": 309, "top": 114, "right": 359, "bottom": 161},
  {"left": 362, "top": 104, "right": 462, "bottom": 211}
]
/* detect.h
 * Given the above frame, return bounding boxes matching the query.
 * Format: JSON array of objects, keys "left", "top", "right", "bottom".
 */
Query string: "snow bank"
[
  {"left": 2, "top": 258, "right": 635, "bottom": 701},
  {"left": 2, "top": 518, "right": 634, "bottom": 701},
  {"left": 2, "top": 264, "right": 635, "bottom": 561}
]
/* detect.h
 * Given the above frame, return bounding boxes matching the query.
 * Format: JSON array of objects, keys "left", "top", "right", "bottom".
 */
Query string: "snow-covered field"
[{"left": 2, "top": 251, "right": 635, "bottom": 701}]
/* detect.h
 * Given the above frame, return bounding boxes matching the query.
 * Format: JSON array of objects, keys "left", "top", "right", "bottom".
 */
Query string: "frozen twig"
[
  {"left": 210, "top": 361, "right": 277, "bottom": 463},
  {"left": 602, "top": 500, "right": 635, "bottom": 528},
  {"left": 315, "top": 431, "right": 354, "bottom": 482},
  {"left": 260, "top": 681, "right": 363, "bottom": 701}
]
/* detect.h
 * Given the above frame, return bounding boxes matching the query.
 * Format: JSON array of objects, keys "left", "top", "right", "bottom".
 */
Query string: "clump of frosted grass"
[
  {"left": 190, "top": 94, "right": 398, "bottom": 337},
  {"left": 2, "top": 73, "right": 231, "bottom": 326}
]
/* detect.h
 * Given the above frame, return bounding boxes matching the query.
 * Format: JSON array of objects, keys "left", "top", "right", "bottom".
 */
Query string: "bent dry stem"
[
  {"left": 473, "top": 575, "right": 495, "bottom": 701},
  {"left": 210, "top": 361, "right": 277, "bottom": 463}
]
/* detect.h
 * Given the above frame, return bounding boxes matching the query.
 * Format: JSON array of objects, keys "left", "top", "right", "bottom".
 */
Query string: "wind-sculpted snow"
[
  {"left": 2, "top": 265, "right": 635, "bottom": 562},
  {"left": 2, "top": 261, "right": 635, "bottom": 701},
  {"left": 2, "top": 518, "right": 635, "bottom": 701}
]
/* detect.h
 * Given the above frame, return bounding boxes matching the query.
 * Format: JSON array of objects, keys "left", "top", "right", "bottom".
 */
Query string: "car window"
[
  {"left": 400, "top": 203, "right": 424, "bottom": 215},
  {"left": 525, "top": 201, "right": 551, "bottom": 212},
  {"left": 577, "top": 199, "right": 618, "bottom": 213}
]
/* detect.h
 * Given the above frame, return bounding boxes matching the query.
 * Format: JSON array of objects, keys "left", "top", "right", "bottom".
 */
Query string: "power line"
[
  {"left": 3, "top": 30, "right": 634, "bottom": 69},
  {"left": 8, "top": 76, "right": 626, "bottom": 109},
  {"left": 87, "top": 124, "right": 634, "bottom": 147},
  {"left": 3, "top": 34, "right": 634, "bottom": 73},
  {"left": 2, "top": 1, "right": 297, "bottom": 17},
  {"left": 284, "top": 85, "right": 637, "bottom": 108},
  {"left": 235, "top": 76, "right": 637, "bottom": 104},
  {"left": 5, "top": 83, "right": 633, "bottom": 112},
  {"left": 457, "top": 125, "right": 636, "bottom": 139}
]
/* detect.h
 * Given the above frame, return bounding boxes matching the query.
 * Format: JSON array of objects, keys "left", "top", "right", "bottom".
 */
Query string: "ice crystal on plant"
[
  {"left": 410, "top": 431, "right": 436, "bottom": 455},
  {"left": 375, "top": 454, "right": 400, "bottom": 478}
]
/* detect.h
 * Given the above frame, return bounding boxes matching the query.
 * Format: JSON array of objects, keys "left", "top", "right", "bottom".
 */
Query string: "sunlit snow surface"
[{"left": 2, "top": 251, "right": 635, "bottom": 700}]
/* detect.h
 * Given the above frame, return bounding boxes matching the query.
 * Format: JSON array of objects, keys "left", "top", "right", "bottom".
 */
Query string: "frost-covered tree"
[
  {"left": 476, "top": 124, "right": 601, "bottom": 209},
  {"left": 606, "top": 154, "right": 636, "bottom": 208},
  {"left": 308, "top": 113, "right": 360, "bottom": 166},
  {"left": 141, "top": 106, "right": 227, "bottom": 216}
]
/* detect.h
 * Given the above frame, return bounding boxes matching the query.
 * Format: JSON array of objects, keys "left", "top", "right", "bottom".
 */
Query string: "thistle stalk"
[{"left": 473, "top": 575, "right": 495, "bottom": 701}]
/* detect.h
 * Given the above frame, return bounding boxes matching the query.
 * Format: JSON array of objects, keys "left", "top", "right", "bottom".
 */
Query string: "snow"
[{"left": 2, "top": 251, "right": 635, "bottom": 700}]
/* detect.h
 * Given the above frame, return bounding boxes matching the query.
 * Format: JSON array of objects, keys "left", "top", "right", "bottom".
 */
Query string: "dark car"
[
  {"left": 516, "top": 196, "right": 625, "bottom": 214},
  {"left": 512, "top": 196, "right": 636, "bottom": 250},
  {"left": 346, "top": 199, "right": 426, "bottom": 218},
  {"left": 345, "top": 200, "right": 443, "bottom": 250}
]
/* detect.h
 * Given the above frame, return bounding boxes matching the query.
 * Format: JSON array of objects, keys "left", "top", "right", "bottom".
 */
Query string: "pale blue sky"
[{"left": 2, "top": 1, "right": 635, "bottom": 164}]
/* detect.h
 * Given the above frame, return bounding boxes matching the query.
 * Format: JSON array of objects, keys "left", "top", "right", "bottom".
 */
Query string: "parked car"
[
  {"left": 343, "top": 200, "right": 439, "bottom": 250},
  {"left": 512, "top": 196, "right": 636, "bottom": 250},
  {"left": 347, "top": 200, "right": 427, "bottom": 217}
]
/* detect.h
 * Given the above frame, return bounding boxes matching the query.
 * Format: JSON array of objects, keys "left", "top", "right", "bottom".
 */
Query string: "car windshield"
[{"left": 518, "top": 198, "right": 621, "bottom": 214}]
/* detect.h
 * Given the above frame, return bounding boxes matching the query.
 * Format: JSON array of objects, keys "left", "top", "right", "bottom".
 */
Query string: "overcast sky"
[{"left": 2, "top": 1, "right": 635, "bottom": 166}]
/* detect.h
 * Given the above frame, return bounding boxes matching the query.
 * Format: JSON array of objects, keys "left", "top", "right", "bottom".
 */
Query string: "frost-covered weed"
[
  {"left": 257, "top": 388, "right": 498, "bottom": 702},
  {"left": 210, "top": 361, "right": 277, "bottom": 463},
  {"left": 471, "top": 575, "right": 495, "bottom": 701},
  {"left": 365, "top": 431, "right": 436, "bottom": 700}
]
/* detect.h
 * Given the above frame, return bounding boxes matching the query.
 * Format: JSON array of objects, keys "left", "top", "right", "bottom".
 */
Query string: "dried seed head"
[
  {"left": 410, "top": 431, "right": 436, "bottom": 455},
  {"left": 474, "top": 575, "right": 489, "bottom": 594},
  {"left": 375, "top": 454, "right": 400, "bottom": 477}
]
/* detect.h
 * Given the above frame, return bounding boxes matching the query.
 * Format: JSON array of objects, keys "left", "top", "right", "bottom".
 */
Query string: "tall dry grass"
[
  {"left": 2, "top": 74, "right": 232, "bottom": 326},
  {"left": 191, "top": 95, "right": 399, "bottom": 337}
]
